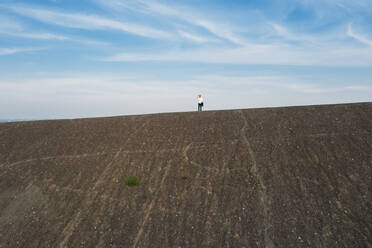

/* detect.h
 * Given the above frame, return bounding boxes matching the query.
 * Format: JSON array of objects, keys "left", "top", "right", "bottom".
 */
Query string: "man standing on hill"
[{"left": 197, "top": 94, "right": 204, "bottom": 112}]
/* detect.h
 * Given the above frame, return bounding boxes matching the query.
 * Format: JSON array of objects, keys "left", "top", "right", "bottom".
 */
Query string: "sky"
[{"left": 0, "top": 0, "right": 372, "bottom": 119}]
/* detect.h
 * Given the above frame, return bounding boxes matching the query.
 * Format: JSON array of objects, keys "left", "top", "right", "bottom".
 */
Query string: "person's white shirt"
[{"left": 198, "top": 96, "right": 203, "bottom": 104}]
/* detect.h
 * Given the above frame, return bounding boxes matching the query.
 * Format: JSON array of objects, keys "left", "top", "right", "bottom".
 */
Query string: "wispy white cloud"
[
  {"left": 0, "top": 16, "right": 23, "bottom": 32},
  {"left": 194, "top": 75, "right": 280, "bottom": 86},
  {"left": 343, "top": 85, "right": 372, "bottom": 91},
  {"left": 0, "top": 47, "right": 44, "bottom": 56},
  {"left": 92, "top": 0, "right": 372, "bottom": 66},
  {"left": 5, "top": 5, "right": 172, "bottom": 39},
  {"left": 178, "top": 31, "right": 217, "bottom": 43},
  {"left": 102, "top": 43, "right": 372, "bottom": 66},
  {"left": 96, "top": 0, "right": 245, "bottom": 45},
  {"left": 96, "top": 0, "right": 181, "bottom": 18},
  {"left": 192, "top": 19, "right": 245, "bottom": 45},
  {"left": 0, "top": 30, "right": 110, "bottom": 46},
  {"left": 268, "top": 22, "right": 346, "bottom": 45},
  {"left": 269, "top": 22, "right": 319, "bottom": 43},
  {"left": 0, "top": 15, "right": 68, "bottom": 40},
  {"left": 192, "top": 74, "right": 372, "bottom": 95},
  {"left": 270, "top": 23, "right": 294, "bottom": 39},
  {"left": 283, "top": 83, "right": 325, "bottom": 93},
  {"left": 194, "top": 75, "right": 322, "bottom": 94},
  {"left": 347, "top": 22, "right": 372, "bottom": 46},
  {"left": 72, "top": 38, "right": 111, "bottom": 46},
  {"left": 0, "top": 31, "right": 68, "bottom": 40}
]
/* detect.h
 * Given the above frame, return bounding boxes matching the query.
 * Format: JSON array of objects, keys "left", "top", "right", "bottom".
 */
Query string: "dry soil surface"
[{"left": 0, "top": 102, "right": 371, "bottom": 247}]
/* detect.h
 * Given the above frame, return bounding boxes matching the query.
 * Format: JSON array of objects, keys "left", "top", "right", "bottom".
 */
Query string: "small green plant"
[
  {"left": 182, "top": 176, "right": 188, "bottom": 180},
  {"left": 125, "top": 176, "right": 139, "bottom": 186}
]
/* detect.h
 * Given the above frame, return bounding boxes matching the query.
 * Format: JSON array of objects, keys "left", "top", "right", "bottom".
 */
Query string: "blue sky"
[{"left": 1, "top": 0, "right": 371, "bottom": 119}]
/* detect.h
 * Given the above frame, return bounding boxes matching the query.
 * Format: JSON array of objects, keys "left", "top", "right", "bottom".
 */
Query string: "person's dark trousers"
[{"left": 198, "top": 103, "right": 203, "bottom": 111}]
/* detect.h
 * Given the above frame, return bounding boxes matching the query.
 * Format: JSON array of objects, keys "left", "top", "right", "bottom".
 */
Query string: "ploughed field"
[{"left": 0, "top": 102, "right": 371, "bottom": 247}]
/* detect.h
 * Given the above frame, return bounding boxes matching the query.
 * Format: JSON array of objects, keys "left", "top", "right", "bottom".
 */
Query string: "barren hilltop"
[{"left": 0, "top": 102, "right": 371, "bottom": 247}]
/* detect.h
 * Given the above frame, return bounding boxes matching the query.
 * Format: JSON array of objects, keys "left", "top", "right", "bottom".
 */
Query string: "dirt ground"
[{"left": 0, "top": 102, "right": 371, "bottom": 247}]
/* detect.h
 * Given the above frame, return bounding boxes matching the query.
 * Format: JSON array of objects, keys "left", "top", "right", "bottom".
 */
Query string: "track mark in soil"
[
  {"left": 4, "top": 152, "right": 107, "bottom": 168},
  {"left": 58, "top": 149, "right": 123, "bottom": 248},
  {"left": 132, "top": 161, "right": 173, "bottom": 248},
  {"left": 182, "top": 143, "right": 216, "bottom": 195},
  {"left": 239, "top": 110, "right": 274, "bottom": 248},
  {"left": 57, "top": 211, "right": 82, "bottom": 248},
  {"left": 183, "top": 143, "right": 219, "bottom": 173},
  {"left": 2, "top": 144, "right": 226, "bottom": 170}
]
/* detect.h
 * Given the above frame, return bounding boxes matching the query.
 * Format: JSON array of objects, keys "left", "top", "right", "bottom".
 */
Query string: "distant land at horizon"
[{"left": 0, "top": 119, "right": 34, "bottom": 123}]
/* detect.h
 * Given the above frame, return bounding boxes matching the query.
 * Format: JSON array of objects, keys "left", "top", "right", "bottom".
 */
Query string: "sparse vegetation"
[
  {"left": 125, "top": 176, "right": 139, "bottom": 186},
  {"left": 239, "top": 172, "right": 249, "bottom": 184},
  {"left": 182, "top": 176, "right": 188, "bottom": 180}
]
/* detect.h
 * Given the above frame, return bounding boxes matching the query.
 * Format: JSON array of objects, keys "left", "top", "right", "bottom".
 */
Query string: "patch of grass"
[
  {"left": 239, "top": 173, "right": 250, "bottom": 184},
  {"left": 125, "top": 176, "right": 139, "bottom": 186},
  {"left": 182, "top": 176, "right": 188, "bottom": 180}
]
